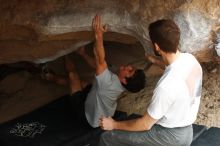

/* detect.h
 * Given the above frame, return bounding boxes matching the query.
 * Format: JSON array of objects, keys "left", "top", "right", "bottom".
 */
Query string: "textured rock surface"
[{"left": 0, "top": 0, "right": 220, "bottom": 64}]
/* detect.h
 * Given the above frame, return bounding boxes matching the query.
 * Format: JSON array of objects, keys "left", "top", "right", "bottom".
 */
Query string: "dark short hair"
[
  {"left": 122, "top": 69, "right": 146, "bottom": 93},
  {"left": 148, "top": 19, "right": 180, "bottom": 53}
]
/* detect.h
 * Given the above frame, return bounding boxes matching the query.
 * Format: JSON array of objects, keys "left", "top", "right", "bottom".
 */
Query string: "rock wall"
[{"left": 0, "top": 0, "right": 220, "bottom": 64}]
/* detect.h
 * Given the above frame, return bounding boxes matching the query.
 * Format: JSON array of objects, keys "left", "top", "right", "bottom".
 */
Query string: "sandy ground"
[
  {"left": 195, "top": 62, "right": 220, "bottom": 127},
  {"left": 0, "top": 43, "right": 219, "bottom": 127}
]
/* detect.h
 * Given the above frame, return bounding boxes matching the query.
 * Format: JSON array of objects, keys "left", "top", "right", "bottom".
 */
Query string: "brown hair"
[
  {"left": 122, "top": 69, "right": 146, "bottom": 93},
  {"left": 148, "top": 19, "right": 180, "bottom": 53}
]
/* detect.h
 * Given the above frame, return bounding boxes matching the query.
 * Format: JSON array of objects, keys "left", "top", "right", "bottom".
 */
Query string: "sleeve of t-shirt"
[
  {"left": 95, "top": 68, "right": 113, "bottom": 89},
  {"left": 147, "top": 87, "right": 173, "bottom": 120}
]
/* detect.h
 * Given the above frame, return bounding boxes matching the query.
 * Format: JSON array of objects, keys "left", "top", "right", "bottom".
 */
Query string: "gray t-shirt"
[{"left": 85, "top": 68, "right": 125, "bottom": 127}]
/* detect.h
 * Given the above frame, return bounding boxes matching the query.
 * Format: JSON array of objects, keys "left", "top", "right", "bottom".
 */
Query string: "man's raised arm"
[{"left": 92, "top": 14, "right": 108, "bottom": 75}]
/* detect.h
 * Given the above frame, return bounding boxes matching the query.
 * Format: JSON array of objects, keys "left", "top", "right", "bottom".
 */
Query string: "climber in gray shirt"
[
  {"left": 42, "top": 14, "right": 146, "bottom": 128},
  {"left": 83, "top": 14, "right": 146, "bottom": 127}
]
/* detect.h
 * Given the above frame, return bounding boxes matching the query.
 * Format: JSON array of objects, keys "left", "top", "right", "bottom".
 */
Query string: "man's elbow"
[
  {"left": 143, "top": 124, "right": 152, "bottom": 131},
  {"left": 99, "top": 59, "right": 105, "bottom": 65},
  {"left": 98, "top": 60, "right": 107, "bottom": 68},
  {"left": 141, "top": 120, "right": 153, "bottom": 131}
]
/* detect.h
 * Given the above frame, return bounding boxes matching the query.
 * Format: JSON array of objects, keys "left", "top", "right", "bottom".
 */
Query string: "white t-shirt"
[
  {"left": 85, "top": 68, "right": 125, "bottom": 128},
  {"left": 147, "top": 53, "right": 202, "bottom": 128}
]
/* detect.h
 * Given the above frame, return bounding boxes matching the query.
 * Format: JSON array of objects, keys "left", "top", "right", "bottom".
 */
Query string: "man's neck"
[{"left": 163, "top": 50, "right": 181, "bottom": 65}]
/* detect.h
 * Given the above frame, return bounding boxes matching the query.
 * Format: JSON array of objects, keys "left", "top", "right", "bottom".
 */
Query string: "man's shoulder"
[
  {"left": 157, "top": 73, "right": 183, "bottom": 91},
  {"left": 95, "top": 68, "right": 122, "bottom": 89},
  {"left": 96, "top": 68, "right": 111, "bottom": 78},
  {"left": 181, "top": 53, "right": 198, "bottom": 63}
]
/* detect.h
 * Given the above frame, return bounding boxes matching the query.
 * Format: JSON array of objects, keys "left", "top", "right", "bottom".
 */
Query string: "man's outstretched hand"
[{"left": 92, "top": 14, "right": 107, "bottom": 39}]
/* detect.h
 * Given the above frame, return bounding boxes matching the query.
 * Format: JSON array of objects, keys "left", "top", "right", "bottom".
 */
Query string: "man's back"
[
  {"left": 85, "top": 68, "right": 125, "bottom": 128},
  {"left": 148, "top": 53, "right": 202, "bottom": 128}
]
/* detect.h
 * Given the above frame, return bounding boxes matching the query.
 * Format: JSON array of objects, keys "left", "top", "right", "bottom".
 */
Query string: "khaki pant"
[{"left": 99, "top": 124, "right": 193, "bottom": 146}]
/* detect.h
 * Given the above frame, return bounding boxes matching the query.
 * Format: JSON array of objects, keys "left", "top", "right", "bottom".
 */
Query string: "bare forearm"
[
  {"left": 113, "top": 117, "right": 150, "bottom": 131},
  {"left": 146, "top": 55, "right": 165, "bottom": 69},
  {"left": 100, "top": 113, "right": 157, "bottom": 131},
  {"left": 94, "top": 35, "right": 105, "bottom": 65}
]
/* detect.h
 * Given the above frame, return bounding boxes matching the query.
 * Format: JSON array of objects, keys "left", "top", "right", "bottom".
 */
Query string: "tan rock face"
[{"left": 0, "top": 0, "right": 220, "bottom": 64}]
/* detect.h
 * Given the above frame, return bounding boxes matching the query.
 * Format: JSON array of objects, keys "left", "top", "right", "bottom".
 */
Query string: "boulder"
[{"left": 0, "top": 0, "right": 219, "bottom": 64}]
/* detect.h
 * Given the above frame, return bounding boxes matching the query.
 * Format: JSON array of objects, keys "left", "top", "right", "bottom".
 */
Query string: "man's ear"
[
  {"left": 154, "top": 43, "right": 162, "bottom": 56},
  {"left": 154, "top": 43, "right": 160, "bottom": 52}
]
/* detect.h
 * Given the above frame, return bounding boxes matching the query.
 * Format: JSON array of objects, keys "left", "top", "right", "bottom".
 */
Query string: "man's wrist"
[
  {"left": 112, "top": 120, "right": 118, "bottom": 130},
  {"left": 95, "top": 33, "right": 103, "bottom": 40}
]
